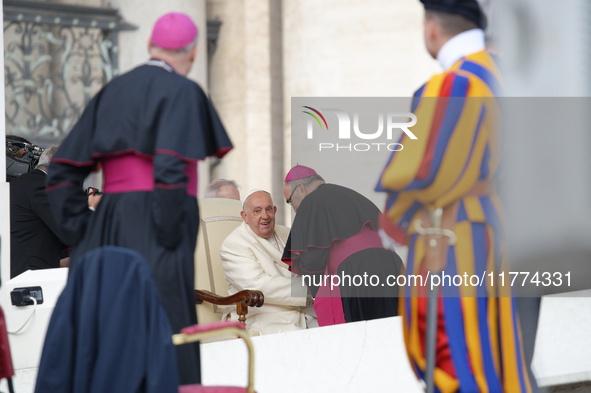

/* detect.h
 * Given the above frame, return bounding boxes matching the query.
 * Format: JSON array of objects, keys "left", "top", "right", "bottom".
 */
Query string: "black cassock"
[
  {"left": 46, "top": 61, "right": 232, "bottom": 384},
  {"left": 282, "top": 184, "right": 403, "bottom": 324}
]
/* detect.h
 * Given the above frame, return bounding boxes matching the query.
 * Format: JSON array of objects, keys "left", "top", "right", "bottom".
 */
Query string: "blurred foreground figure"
[
  {"left": 375, "top": 0, "right": 533, "bottom": 392},
  {"left": 10, "top": 146, "right": 70, "bottom": 278},
  {"left": 43, "top": 12, "right": 232, "bottom": 385},
  {"left": 36, "top": 247, "right": 180, "bottom": 393}
]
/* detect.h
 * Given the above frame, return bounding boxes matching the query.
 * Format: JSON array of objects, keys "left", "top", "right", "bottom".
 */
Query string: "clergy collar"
[
  {"left": 436, "top": 28, "right": 485, "bottom": 70},
  {"left": 266, "top": 232, "right": 282, "bottom": 252},
  {"left": 145, "top": 58, "right": 174, "bottom": 73}
]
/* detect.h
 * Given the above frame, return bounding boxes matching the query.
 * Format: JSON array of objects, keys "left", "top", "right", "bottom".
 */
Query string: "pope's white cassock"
[{"left": 220, "top": 222, "right": 317, "bottom": 335}]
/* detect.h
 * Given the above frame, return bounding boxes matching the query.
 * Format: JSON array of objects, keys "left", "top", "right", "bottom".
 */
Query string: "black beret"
[{"left": 420, "top": 0, "right": 487, "bottom": 30}]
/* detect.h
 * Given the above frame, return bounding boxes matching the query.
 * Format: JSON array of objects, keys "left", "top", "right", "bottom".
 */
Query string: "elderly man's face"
[{"left": 241, "top": 191, "right": 276, "bottom": 239}]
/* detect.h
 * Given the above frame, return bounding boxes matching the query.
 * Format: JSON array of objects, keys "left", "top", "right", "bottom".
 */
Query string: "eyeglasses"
[{"left": 286, "top": 184, "right": 299, "bottom": 205}]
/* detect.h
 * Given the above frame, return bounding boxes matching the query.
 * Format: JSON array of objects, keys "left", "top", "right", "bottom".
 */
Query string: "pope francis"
[{"left": 220, "top": 190, "right": 317, "bottom": 335}]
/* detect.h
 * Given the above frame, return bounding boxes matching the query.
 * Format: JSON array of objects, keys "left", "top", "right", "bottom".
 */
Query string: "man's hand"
[
  {"left": 88, "top": 193, "right": 102, "bottom": 210},
  {"left": 60, "top": 257, "right": 70, "bottom": 268}
]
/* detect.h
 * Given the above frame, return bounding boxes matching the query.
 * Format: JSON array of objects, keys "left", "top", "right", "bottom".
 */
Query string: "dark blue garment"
[{"left": 35, "top": 246, "right": 179, "bottom": 393}]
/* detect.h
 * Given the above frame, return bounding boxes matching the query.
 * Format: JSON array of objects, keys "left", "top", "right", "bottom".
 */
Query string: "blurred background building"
[
  {"left": 4, "top": 0, "right": 590, "bottom": 281},
  {"left": 3, "top": 0, "right": 591, "bottom": 285},
  {"left": 2, "top": 0, "right": 591, "bottom": 391}
]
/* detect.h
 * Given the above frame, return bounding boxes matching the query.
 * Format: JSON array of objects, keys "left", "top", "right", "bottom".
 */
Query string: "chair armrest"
[
  {"left": 181, "top": 321, "right": 245, "bottom": 335},
  {"left": 194, "top": 289, "right": 264, "bottom": 307},
  {"left": 174, "top": 321, "right": 256, "bottom": 393},
  {"left": 194, "top": 289, "right": 264, "bottom": 323}
]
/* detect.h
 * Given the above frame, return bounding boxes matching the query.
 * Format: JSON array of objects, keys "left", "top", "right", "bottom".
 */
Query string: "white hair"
[
  {"left": 150, "top": 36, "right": 198, "bottom": 56},
  {"left": 204, "top": 179, "right": 239, "bottom": 198},
  {"left": 36, "top": 145, "right": 59, "bottom": 168},
  {"left": 242, "top": 189, "right": 271, "bottom": 211}
]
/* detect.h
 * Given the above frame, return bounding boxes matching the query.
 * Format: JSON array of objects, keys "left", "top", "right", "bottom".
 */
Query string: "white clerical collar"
[
  {"left": 145, "top": 59, "right": 174, "bottom": 73},
  {"left": 266, "top": 233, "right": 282, "bottom": 252},
  {"left": 437, "top": 29, "right": 485, "bottom": 70},
  {"left": 244, "top": 222, "right": 280, "bottom": 249}
]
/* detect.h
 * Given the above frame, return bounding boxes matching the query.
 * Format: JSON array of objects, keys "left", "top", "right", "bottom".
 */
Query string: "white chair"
[{"left": 194, "top": 198, "right": 263, "bottom": 325}]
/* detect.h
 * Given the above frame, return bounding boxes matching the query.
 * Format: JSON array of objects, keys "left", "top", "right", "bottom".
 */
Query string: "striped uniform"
[{"left": 376, "top": 50, "right": 533, "bottom": 393}]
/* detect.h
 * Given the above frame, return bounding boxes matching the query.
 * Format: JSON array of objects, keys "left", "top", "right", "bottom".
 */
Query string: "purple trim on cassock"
[
  {"left": 51, "top": 158, "right": 94, "bottom": 167},
  {"left": 45, "top": 180, "right": 74, "bottom": 192},
  {"left": 155, "top": 148, "right": 199, "bottom": 163}
]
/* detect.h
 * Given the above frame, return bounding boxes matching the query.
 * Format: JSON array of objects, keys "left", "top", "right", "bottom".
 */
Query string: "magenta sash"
[
  {"left": 313, "top": 224, "right": 383, "bottom": 326},
  {"left": 102, "top": 154, "right": 197, "bottom": 196}
]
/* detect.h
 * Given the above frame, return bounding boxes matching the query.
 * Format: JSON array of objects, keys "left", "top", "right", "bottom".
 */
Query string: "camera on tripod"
[{"left": 6, "top": 137, "right": 45, "bottom": 182}]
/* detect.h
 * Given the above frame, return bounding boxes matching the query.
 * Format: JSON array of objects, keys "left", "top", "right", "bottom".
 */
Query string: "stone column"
[{"left": 206, "top": 0, "right": 285, "bottom": 219}]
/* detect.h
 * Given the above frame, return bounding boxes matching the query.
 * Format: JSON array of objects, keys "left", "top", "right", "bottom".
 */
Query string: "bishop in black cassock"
[{"left": 44, "top": 12, "right": 232, "bottom": 385}]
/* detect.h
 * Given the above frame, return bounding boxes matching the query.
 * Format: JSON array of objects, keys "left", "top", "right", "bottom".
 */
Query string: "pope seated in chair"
[{"left": 220, "top": 190, "right": 317, "bottom": 335}]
